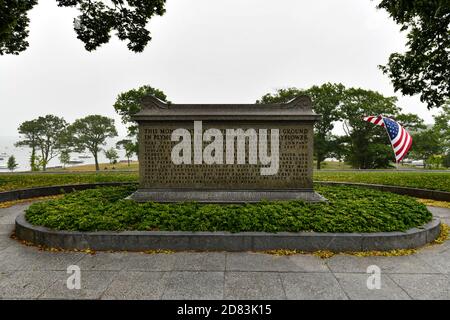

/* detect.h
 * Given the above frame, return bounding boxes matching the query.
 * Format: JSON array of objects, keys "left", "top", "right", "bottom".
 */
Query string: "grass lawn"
[
  {"left": 25, "top": 185, "right": 432, "bottom": 233},
  {"left": 0, "top": 166, "right": 448, "bottom": 193},
  {"left": 0, "top": 172, "right": 138, "bottom": 192},
  {"left": 49, "top": 161, "right": 139, "bottom": 172},
  {"left": 314, "top": 171, "right": 450, "bottom": 192}
]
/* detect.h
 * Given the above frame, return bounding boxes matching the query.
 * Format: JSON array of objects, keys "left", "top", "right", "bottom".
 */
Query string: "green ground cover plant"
[{"left": 25, "top": 185, "right": 432, "bottom": 233}]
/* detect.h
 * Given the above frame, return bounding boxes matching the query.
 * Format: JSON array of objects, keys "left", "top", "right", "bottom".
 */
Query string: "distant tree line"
[{"left": 16, "top": 115, "right": 122, "bottom": 171}]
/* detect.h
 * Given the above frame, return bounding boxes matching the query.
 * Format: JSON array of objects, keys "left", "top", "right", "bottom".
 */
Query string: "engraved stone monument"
[{"left": 129, "top": 95, "right": 325, "bottom": 203}]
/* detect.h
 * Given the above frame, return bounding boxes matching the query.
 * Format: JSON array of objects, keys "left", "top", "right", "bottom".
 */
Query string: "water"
[{"left": 0, "top": 136, "right": 137, "bottom": 172}]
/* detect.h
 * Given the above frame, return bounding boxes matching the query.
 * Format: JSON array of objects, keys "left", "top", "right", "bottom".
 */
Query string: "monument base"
[{"left": 128, "top": 189, "right": 327, "bottom": 203}]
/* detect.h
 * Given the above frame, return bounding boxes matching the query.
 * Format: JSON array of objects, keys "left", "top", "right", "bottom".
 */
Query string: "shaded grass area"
[
  {"left": 25, "top": 185, "right": 432, "bottom": 233},
  {"left": 1, "top": 171, "right": 449, "bottom": 192},
  {"left": 314, "top": 171, "right": 450, "bottom": 192},
  {"left": 0, "top": 172, "right": 138, "bottom": 192}
]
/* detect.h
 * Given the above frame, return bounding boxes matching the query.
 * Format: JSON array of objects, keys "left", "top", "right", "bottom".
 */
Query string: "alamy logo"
[
  {"left": 66, "top": 265, "right": 81, "bottom": 290},
  {"left": 171, "top": 121, "right": 280, "bottom": 175},
  {"left": 366, "top": 265, "right": 381, "bottom": 290}
]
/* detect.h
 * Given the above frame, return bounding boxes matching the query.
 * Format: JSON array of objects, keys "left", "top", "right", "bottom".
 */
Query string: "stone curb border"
[
  {"left": 315, "top": 181, "right": 450, "bottom": 202},
  {"left": 15, "top": 212, "right": 441, "bottom": 252}
]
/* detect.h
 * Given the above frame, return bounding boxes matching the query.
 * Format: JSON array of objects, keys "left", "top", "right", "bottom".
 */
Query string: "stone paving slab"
[
  {"left": 224, "top": 272, "right": 286, "bottom": 300},
  {"left": 0, "top": 203, "right": 449, "bottom": 300},
  {"left": 389, "top": 274, "right": 450, "bottom": 300},
  {"left": 0, "top": 204, "right": 31, "bottom": 225},
  {"left": 226, "top": 252, "right": 329, "bottom": 272},
  {"left": 280, "top": 273, "right": 348, "bottom": 300},
  {"left": 40, "top": 271, "right": 118, "bottom": 300},
  {"left": 161, "top": 271, "right": 224, "bottom": 300},
  {"left": 101, "top": 271, "right": 168, "bottom": 300},
  {"left": 325, "top": 254, "right": 440, "bottom": 274},
  {"left": 0, "top": 271, "right": 60, "bottom": 299},
  {"left": 334, "top": 273, "right": 411, "bottom": 300}
]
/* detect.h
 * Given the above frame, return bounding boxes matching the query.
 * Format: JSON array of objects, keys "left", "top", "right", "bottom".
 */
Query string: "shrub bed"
[{"left": 25, "top": 185, "right": 432, "bottom": 233}]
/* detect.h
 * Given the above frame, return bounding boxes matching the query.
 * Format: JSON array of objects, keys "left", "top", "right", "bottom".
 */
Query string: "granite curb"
[{"left": 15, "top": 212, "right": 441, "bottom": 252}]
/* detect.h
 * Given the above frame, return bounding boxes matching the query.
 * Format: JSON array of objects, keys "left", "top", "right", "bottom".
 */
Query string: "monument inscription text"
[{"left": 139, "top": 121, "right": 312, "bottom": 190}]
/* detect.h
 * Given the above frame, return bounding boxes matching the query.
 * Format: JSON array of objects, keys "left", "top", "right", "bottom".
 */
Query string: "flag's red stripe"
[
  {"left": 393, "top": 128, "right": 404, "bottom": 148},
  {"left": 395, "top": 130, "right": 411, "bottom": 156},
  {"left": 397, "top": 135, "right": 413, "bottom": 161}
]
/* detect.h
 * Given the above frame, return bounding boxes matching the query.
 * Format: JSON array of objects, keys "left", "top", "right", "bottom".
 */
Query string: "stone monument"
[{"left": 129, "top": 95, "right": 325, "bottom": 203}]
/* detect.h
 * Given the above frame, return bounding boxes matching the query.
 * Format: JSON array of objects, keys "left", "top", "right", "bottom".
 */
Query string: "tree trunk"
[
  {"left": 94, "top": 153, "right": 99, "bottom": 171},
  {"left": 316, "top": 155, "right": 321, "bottom": 170},
  {"left": 127, "top": 157, "right": 130, "bottom": 166}
]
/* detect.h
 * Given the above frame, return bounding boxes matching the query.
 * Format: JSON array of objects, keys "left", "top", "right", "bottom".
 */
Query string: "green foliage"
[
  {"left": 113, "top": 85, "right": 168, "bottom": 140},
  {"left": 257, "top": 83, "right": 345, "bottom": 169},
  {"left": 1, "top": 0, "right": 166, "bottom": 54},
  {"left": 377, "top": 0, "right": 450, "bottom": 109},
  {"left": 59, "top": 150, "right": 71, "bottom": 168},
  {"left": 410, "top": 129, "right": 444, "bottom": 167},
  {"left": 314, "top": 171, "right": 450, "bottom": 192},
  {"left": 15, "top": 115, "right": 68, "bottom": 171},
  {"left": 443, "top": 153, "right": 450, "bottom": 168},
  {"left": 116, "top": 139, "right": 135, "bottom": 166},
  {"left": 433, "top": 104, "right": 450, "bottom": 153},
  {"left": 25, "top": 185, "right": 432, "bottom": 233},
  {"left": 6, "top": 155, "right": 18, "bottom": 171},
  {"left": 427, "top": 155, "right": 444, "bottom": 169},
  {"left": 104, "top": 147, "right": 119, "bottom": 164},
  {"left": 341, "top": 88, "right": 400, "bottom": 168},
  {"left": 0, "top": 0, "right": 37, "bottom": 54},
  {"left": 257, "top": 84, "right": 423, "bottom": 168},
  {"left": 67, "top": 115, "right": 118, "bottom": 171},
  {"left": 394, "top": 113, "right": 426, "bottom": 131}
]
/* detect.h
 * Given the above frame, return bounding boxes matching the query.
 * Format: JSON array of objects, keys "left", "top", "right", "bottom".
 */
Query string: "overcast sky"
[{"left": 0, "top": 0, "right": 439, "bottom": 137}]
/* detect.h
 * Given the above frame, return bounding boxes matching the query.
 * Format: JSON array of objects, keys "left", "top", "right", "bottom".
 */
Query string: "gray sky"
[{"left": 0, "top": 0, "right": 439, "bottom": 137}]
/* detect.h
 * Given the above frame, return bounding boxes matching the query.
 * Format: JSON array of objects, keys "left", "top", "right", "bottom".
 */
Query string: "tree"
[
  {"left": 0, "top": 0, "right": 37, "bottom": 55},
  {"left": 340, "top": 88, "right": 400, "bottom": 169},
  {"left": 410, "top": 129, "right": 444, "bottom": 168},
  {"left": 59, "top": 149, "right": 71, "bottom": 169},
  {"left": 104, "top": 147, "right": 119, "bottom": 165},
  {"left": 7, "top": 155, "right": 18, "bottom": 171},
  {"left": 394, "top": 113, "right": 426, "bottom": 131},
  {"left": 15, "top": 119, "right": 40, "bottom": 171},
  {"left": 0, "top": 0, "right": 166, "bottom": 55},
  {"left": 116, "top": 139, "right": 135, "bottom": 166},
  {"left": 443, "top": 152, "right": 450, "bottom": 168},
  {"left": 377, "top": 0, "right": 450, "bottom": 109},
  {"left": 256, "top": 83, "right": 345, "bottom": 169},
  {"left": 113, "top": 85, "right": 168, "bottom": 152},
  {"left": 67, "top": 115, "right": 118, "bottom": 171},
  {"left": 433, "top": 103, "right": 450, "bottom": 153},
  {"left": 16, "top": 115, "right": 68, "bottom": 171}
]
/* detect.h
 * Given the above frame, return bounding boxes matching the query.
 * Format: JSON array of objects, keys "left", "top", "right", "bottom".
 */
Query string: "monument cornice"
[{"left": 131, "top": 95, "right": 322, "bottom": 121}]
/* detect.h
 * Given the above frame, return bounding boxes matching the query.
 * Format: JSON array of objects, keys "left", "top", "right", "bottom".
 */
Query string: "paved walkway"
[{"left": 0, "top": 203, "right": 449, "bottom": 300}]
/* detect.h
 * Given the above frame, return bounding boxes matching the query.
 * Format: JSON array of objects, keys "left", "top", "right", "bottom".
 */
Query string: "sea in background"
[{"left": 0, "top": 136, "right": 137, "bottom": 172}]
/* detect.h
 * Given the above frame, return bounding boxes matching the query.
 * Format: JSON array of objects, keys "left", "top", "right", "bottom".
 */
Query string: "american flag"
[{"left": 363, "top": 115, "right": 412, "bottom": 162}]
